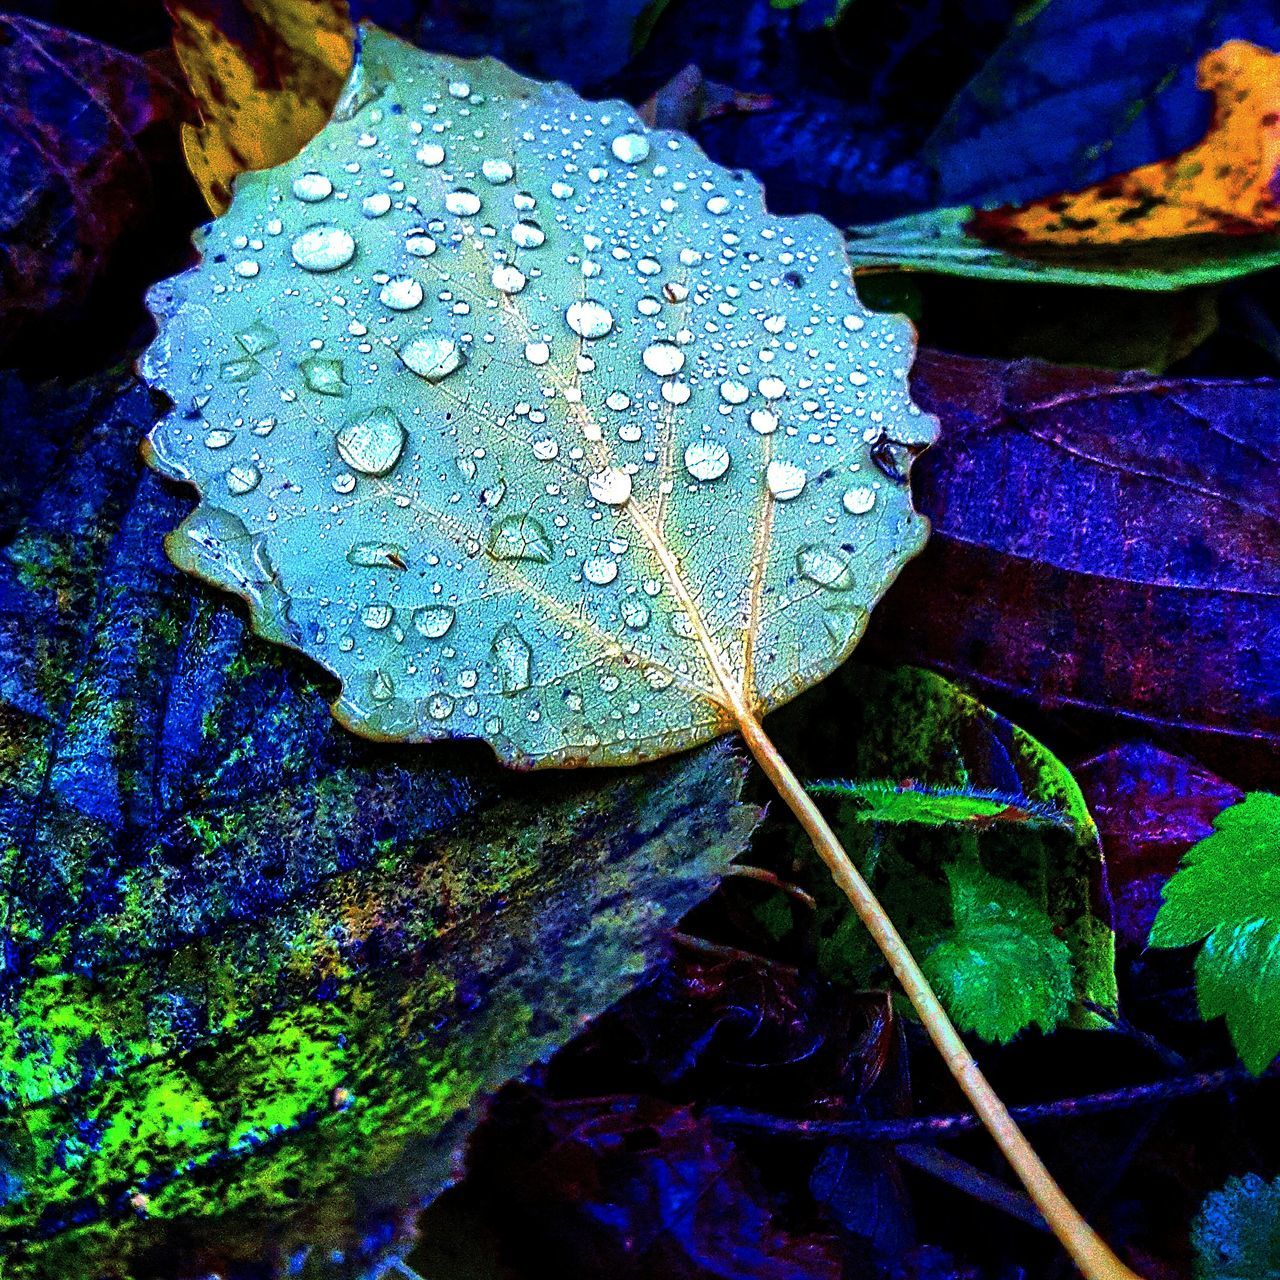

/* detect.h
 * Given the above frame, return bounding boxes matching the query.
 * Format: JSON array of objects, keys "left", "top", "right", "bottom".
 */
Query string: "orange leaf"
[
  {"left": 165, "top": 0, "right": 354, "bottom": 213},
  {"left": 971, "top": 40, "right": 1280, "bottom": 249}
]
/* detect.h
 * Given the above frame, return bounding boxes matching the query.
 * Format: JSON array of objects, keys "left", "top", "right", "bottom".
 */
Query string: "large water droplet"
[
  {"left": 489, "top": 514, "right": 554, "bottom": 563},
  {"left": 413, "top": 604, "right": 456, "bottom": 638},
  {"left": 719, "top": 379, "right": 749, "bottom": 405},
  {"left": 511, "top": 220, "right": 546, "bottom": 249},
  {"left": 684, "top": 441, "right": 730, "bottom": 482},
  {"left": 445, "top": 188, "right": 482, "bottom": 216},
  {"left": 379, "top": 276, "right": 424, "bottom": 310},
  {"left": 611, "top": 132, "right": 650, "bottom": 164},
  {"left": 405, "top": 231, "right": 437, "bottom": 257},
  {"left": 642, "top": 342, "right": 684, "bottom": 376},
  {"left": 492, "top": 624, "right": 532, "bottom": 694},
  {"left": 749, "top": 409, "right": 779, "bottom": 435},
  {"left": 843, "top": 486, "right": 877, "bottom": 515},
  {"left": 565, "top": 299, "right": 615, "bottom": 339},
  {"left": 291, "top": 224, "right": 356, "bottom": 271},
  {"left": 292, "top": 172, "right": 333, "bottom": 202},
  {"left": 400, "top": 334, "right": 464, "bottom": 381},
  {"left": 588, "top": 467, "right": 632, "bottom": 505},
  {"left": 766, "top": 459, "right": 807, "bottom": 500},
  {"left": 491, "top": 265, "right": 527, "bottom": 294},
  {"left": 417, "top": 142, "right": 446, "bottom": 166},
  {"left": 362, "top": 192, "right": 392, "bottom": 218},
  {"left": 583, "top": 556, "right": 618, "bottom": 585},
  {"left": 336, "top": 407, "right": 405, "bottom": 476},
  {"left": 225, "top": 464, "right": 261, "bottom": 495},
  {"left": 362, "top": 602, "right": 395, "bottom": 630},
  {"left": 481, "top": 158, "right": 514, "bottom": 184},
  {"left": 797, "top": 544, "right": 854, "bottom": 590},
  {"left": 300, "top": 356, "right": 347, "bottom": 396}
]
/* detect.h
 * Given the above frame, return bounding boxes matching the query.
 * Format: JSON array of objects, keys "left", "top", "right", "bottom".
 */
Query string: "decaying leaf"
[
  {"left": 971, "top": 41, "right": 1280, "bottom": 248},
  {"left": 141, "top": 23, "right": 936, "bottom": 770},
  {"left": 165, "top": 0, "right": 354, "bottom": 213},
  {"left": 0, "top": 365, "right": 760, "bottom": 1278}
]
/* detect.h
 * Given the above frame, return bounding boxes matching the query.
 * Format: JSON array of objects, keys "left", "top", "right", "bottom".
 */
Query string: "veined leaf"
[
  {"left": 142, "top": 24, "right": 937, "bottom": 770},
  {"left": 921, "top": 863, "right": 1073, "bottom": 1045},
  {"left": 1149, "top": 792, "right": 1280, "bottom": 1075},
  {"left": 166, "top": 0, "right": 355, "bottom": 213},
  {"left": 807, "top": 778, "right": 1073, "bottom": 830}
]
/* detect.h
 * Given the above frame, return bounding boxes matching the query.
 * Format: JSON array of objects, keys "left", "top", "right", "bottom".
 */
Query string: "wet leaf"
[
  {"left": 165, "top": 0, "right": 355, "bottom": 212},
  {"left": 1193, "top": 1172, "right": 1280, "bottom": 1280},
  {"left": 864, "top": 351, "right": 1280, "bottom": 784},
  {"left": 0, "top": 15, "right": 189, "bottom": 355},
  {"left": 921, "top": 863, "right": 1073, "bottom": 1045},
  {"left": 766, "top": 664, "right": 1117, "bottom": 1039},
  {"left": 141, "top": 24, "right": 936, "bottom": 770},
  {"left": 1149, "top": 792, "right": 1280, "bottom": 1075},
  {"left": 0, "top": 364, "right": 760, "bottom": 1278}
]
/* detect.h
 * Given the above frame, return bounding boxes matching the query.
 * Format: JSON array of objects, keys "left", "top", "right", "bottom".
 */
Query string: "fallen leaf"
[
  {"left": 638, "top": 64, "right": 775, "bottom": 132},
  {"left": 0, "top": 364, "right": 759, "bottom": 1278},
  {"left": 1149, "top": 792, "right": 1280, "bottom": 1075},
  {"left": 165, "top": 0, "right": 354, "bottom": 212},
  {"left": 863, "top": 352, "right": 1280, "bottom": 784},
  {"left": 141, "top": 24, "right": 936, "bottom": 769},
  {"left": 1193, "top": 1172, "right": 1280, "bottom": 1280},
  {"left": 0, "top": 16, "right": 189, "bottom": 356},
  {"left": 1073, "top": 743, "right": 1243, "bottom": 951},
  {"left": 971, "top": 41, "right": 1280, "bottom": 248}
]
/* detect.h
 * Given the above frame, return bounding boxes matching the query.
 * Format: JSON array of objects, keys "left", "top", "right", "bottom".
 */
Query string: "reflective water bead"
[
  {"left": 766, "top": 459, "right": 807, "bottom": 500},
  {"left": 843, "top": 486, "right": 877, "bottom": 515},
  {"left": 291, "top": 224, "right": 356, "bottom": 271},
  {"left": 611, "top": 132, "right": 650, "bottom": 164},
  {"left": 565, "top": 299, "right": 615, "bottom": 339},
  {"left": 683, "top": 441, "right": 730, "bottom": 482},
  {"left": 400, "top": 334, "right": 464, "bottom": 380},
  {"left": 642, "top": 342, "right": 684, "bottom": 376},
  {"left": 588, "top": 467, "right": 632, "bottom": 504},
  {"left": 292, "top": 172, "right": 333, "bottom": 202}
]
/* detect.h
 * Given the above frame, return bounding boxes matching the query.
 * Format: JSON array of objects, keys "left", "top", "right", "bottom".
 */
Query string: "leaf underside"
[{"left": 142, "top": 24, "right": 937, "bottom": 769}]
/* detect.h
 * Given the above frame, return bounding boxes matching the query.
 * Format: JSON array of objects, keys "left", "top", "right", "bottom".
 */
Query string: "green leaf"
[
  {"left": 845, "top": 206, "right": 1280, "bottom": 291},
  {"left": 141, "top": 23, "right": 936, "bottom": 771},
  {"left": 760, "top": 664, "right": 1115, "bottom": 1038},
  {"left": 921, "top": 863, "right": 1072, "bottom": 1044},
  {"left": 1193, "top": 1172, "right": 1280, "bottom": 1280},
  {"left": 1150, "top": 792, "right": 1280, "bottom": 1075}
]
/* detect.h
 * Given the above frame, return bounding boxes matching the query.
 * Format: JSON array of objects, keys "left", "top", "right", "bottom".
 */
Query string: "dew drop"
[
  {"left": 427, "top": 693, "right": 456, "bottom": 720},
  {"left": 766, "top": 459, "right": 807, "bottom": 501},
  {"left": 225, "top": 464, "right": 261, "bottom": 495},
  {"left": 234, "top": 260, "right": 259, "bottom": 279},
  {"left": 565, "top": 299, "right": 615, "bottom": 339},
  {"left": 583, "top": 556, "right": 619, "bottom": 585},
  {"left": 405, "top": 231, "right": 438, "bottom": 257},
  {"left": 489, "top": 514, "right": 554, "bottom": 563},
  {"left": 336, "top": 407, "right": 405, "bottom": 476},
  {"left": 481, "top": 158, "right": 514, "bottom": 184},
  {"left": 445, "top": 188, "right": 482, "bottom": 216},
  {"left": 531, "top": 436, "right": 559, "bottom": 461},
  {"left": 379, "top": 276, "right": 425, "bottom": 310},
  {"left": 611, "top": 132, "right": 650, "bottom": 164},
  {"left": 843, "top": 486, "right": 877, "bottom": 515},
  {"left": 758, "top": 376, "right": 786, "bottom": 400},
  {"left": 491, "top": 264, "right": 527, "bottom": 294},
  {"left": 417, "top": 142, "right": 446, "bottom": 166},
  {"left": 292, "top": 172, "right": 333, "bottom": 202},
  {"left": 300, "top": 356, "right": 347, "bottom": 396},
  {"left": 684, "top": 441, "right": 731, "bottom": 482},
  {"left": 642, "top": 341, "right": 684, "bottom": 376},
  {"left": 511, "top": 220, "right": 546, "bottom": 249},
  {"left": 797, "top": 544, "right": 854, "bottom": 590},
  {"left": 605, "top": 390, "right": 631, "bottom": 411},
  {"left": 291, "top": 224, "right": 356, "bottom": 271},
  {"left": 524, "top": 340, "right": 550, "bottom": 365},
  {"left": 706, "top": 195, "right": 730, "bottom": 215},
  {"left": 588, "top": 467, "right": 632, "bottom": 505},
  {"left": 719, "top": 379, "right": 749, "bottom": 405},
  {"left": 362, "top": 603, "right": 395, "bottom": 630},
  {"left": 621, "top": 599, "right": 650, "bottom": 629},
  {"left": 400, "top": 334, "right": 464, "bottom": 381},
  {"left": 413, "top": 605, "right": 456, "bottom": 638},
  {"left": 492, "top": 624, "right": 532, "bottom": 694},
  {"left": 362, "top": 192, "right": 392, "bottom": 218},
  {"left": 749, "top": 409, "right": 779, "bottom": 435}
]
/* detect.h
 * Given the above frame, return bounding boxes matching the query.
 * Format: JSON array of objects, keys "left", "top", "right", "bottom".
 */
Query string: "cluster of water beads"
[{"left": 147, "top": 43, "right": 930, "bottom": 753}]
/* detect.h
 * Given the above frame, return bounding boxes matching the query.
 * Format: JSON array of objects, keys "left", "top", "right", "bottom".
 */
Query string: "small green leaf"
[
  {"left": 845, "top": 206, "right": 1280, "bottom": 291},
  {"left": 921, "top": 863, "right": 1072, "bottom": 1044},
  {"left": 1150, "top": 792, "right": 1280, "bottom": 1075},
  {"left": 808, "top": 779, "right": 1073, "bottom": 830},
  {"left": 1193, "top": 1172, "right": 1280, "bottom": 1280}
]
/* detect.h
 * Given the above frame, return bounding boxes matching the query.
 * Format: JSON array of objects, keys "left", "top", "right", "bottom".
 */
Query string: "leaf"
[
  {"left": 140, "top": 24, "right": 937, "bottom": 771},
  {"left": 863, "top": 351, "right": 1280, "bottom": 783},
  {"left": 1073, "top": 743, "right": 1243, "bottom": 950},
  {"left": 971, "top": 41, "right": 1280, "bottom": 248},
  {"left": 1149, "top": 793, "right": 1280, "bottom": 1075},
  {"left": 764, "top": 664, "right": 1116, "bottom": 1039},
  {"left": 1193, "top": 1172, "right": 1280, "bottom": 1280},
  {"left": 0, "top": 16, "right": 189, "bottom": 356},
  {"left": 165, "top": 0, "right": 355, "bottom": 213},
  {"left": 921, "top": 863, "right": 1073, "bottom": 1045},
  {"left": 0, "top": 363, "right": 760, "bottom": 1277},
  {"left": 925, "top": 0, "right": 1280, "bottom": 209}
]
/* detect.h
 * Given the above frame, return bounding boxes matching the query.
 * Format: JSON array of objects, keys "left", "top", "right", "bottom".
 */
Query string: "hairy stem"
[{"left": 735, "top": 709, "right": 1141, "bottom": 1280}]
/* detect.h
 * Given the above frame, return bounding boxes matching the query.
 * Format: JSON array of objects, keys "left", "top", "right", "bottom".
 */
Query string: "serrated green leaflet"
[
  {"left": 1193, "top": 1173, "right": 1280, "bottom": 1280},
  {"left": 1150, "top": 792, "right": 1280, "bottom": 1075},
  {"left": 141, "top": 24, "right": 936, "bottom": 768}
]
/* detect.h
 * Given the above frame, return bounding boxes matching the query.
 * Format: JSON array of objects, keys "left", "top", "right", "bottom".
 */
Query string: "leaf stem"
[{"left": 734, "top": 709, "right": 1142, "bottom": 1280}]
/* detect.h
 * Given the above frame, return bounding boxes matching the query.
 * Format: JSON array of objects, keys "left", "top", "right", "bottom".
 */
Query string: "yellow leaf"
[
  {"left": 166, "top": 0, "right": 354, "bottom": 213},
  {"left": 972, "top": 40, "right": 1280, "bottom": 248}
]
